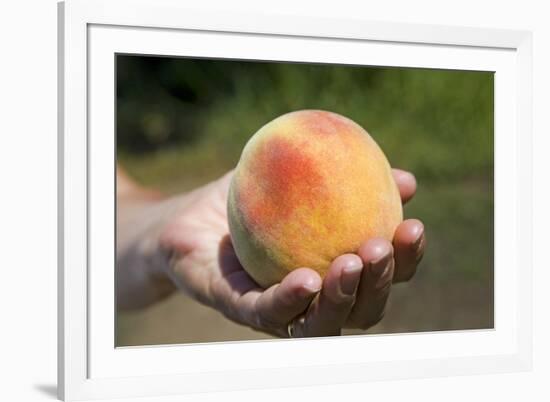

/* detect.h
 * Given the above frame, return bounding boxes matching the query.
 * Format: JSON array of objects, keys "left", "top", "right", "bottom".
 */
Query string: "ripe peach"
[{"left": 227, "top": 110, "right": 402, "bottom": 288}]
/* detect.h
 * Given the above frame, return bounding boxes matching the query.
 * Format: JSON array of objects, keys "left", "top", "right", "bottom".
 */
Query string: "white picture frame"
[{"left": 58, "top": 0, "right": 533, "bottom": 400}]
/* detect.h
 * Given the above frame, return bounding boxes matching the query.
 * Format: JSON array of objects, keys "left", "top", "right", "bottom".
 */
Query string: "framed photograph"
[{"left": 58, "top": 0, "right": 533, "bottom": 400}]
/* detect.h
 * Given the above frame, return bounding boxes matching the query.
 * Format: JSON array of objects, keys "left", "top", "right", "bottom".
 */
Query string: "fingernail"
[
  {"left": 370, "top": 253, "right": 392, "bottom": 276},
  {"left": 340, "top": 264, "right": 363, "bottom": 295},
  {"left": 412, "top": 225, "right": 425, "bottom": 248},
  {"left": 415, "top": 235, "right": 426, "bottom": 263},
  {"left": 299, "top": 282, "right": 321, "bottom": 297}
]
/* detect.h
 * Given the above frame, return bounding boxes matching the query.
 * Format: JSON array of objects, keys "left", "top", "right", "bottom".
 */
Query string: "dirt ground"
[{"left": 116, "top": 272, "right": 493, "bottom": 346}]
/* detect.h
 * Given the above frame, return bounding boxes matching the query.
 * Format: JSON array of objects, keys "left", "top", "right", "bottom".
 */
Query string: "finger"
[
  {"left": 216, "top": 169, "right": 235, "bottom": 190},
  {"left": 294, "top": 254, "right": 363, "bottom": 337},
  {"left": 197, "top": 235, "right": 258, "bottom": 309},
  {"left": 392, "top": 169, "right": 417, "bottom": 204},
  {"left": 393, "top": 219, "right": 425, "bottom": 283},
  {"left": 253, "top": 268, "right": 322, "bottom": 335},
  {"left": 348, "top": 238, "right": 394, "bottom": 329}
]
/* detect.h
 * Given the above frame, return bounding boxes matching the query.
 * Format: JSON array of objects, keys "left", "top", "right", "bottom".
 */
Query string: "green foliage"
[{"left": 117, "top": 56, "right": 493, "bottom": 186}]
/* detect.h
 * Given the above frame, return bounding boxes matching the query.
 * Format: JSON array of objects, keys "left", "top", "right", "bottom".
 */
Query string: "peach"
[{"left": 227, "top": 110, "right": 402, "bottom": 288}]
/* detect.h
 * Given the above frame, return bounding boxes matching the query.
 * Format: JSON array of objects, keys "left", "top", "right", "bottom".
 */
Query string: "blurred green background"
[{"left": 116, "top": 55, "right": 494, "bottom": 346}]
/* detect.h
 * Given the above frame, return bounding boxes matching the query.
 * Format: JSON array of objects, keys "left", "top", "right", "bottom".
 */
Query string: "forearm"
[{"left": 116, "top": 167, "right": 176, "bottom": 310}]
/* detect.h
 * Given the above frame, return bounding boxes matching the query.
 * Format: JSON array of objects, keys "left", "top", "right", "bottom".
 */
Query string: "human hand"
[{"left": 159, "top": 169, "right": 425, "bottom": 337}]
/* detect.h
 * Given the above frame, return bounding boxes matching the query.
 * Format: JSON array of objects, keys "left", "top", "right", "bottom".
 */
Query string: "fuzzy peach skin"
[{"left": 227, "top": 110, "right": 403, "bottom": 288}]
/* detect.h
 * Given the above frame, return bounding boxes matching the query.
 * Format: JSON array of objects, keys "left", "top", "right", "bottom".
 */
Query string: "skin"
[{"left": 116, "top": 167, "right": 425, "bottom": 338}]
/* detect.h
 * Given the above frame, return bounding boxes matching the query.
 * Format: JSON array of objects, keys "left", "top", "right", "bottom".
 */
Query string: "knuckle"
[
  {"left": 253, "top": 299, "right": 283, "bottom": 331},
  {"left": 351, "top": 308, "right": 386, "bottom": 330},
  {"left": 255, "top": 313, "right": 281, "bottom": 331},
  {"left": 369, "top": 310, "right": 386, "bottom": 327},
  {"left": 277, "top": 292, "right": 300, "bottom": 309},
  {"left": 325, "top": 292, "right": 356, "bottom": 308},
  {"left": 361, "top": 314, "right": 385, "bottom": 330},
  {"left": 395, "top": 265, "right": 417, "bottom": 282}
]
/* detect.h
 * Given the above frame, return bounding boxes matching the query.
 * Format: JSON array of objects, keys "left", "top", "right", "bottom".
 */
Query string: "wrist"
[{"left": 116, "top": 192, "right": 181, "bottom": 309}]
